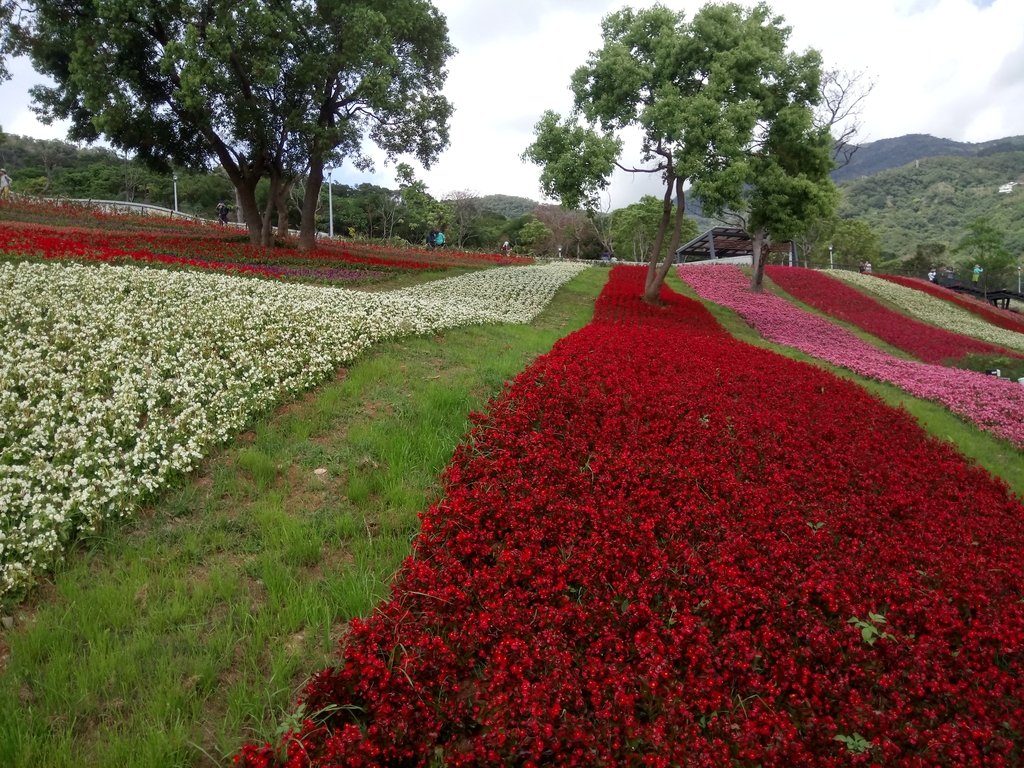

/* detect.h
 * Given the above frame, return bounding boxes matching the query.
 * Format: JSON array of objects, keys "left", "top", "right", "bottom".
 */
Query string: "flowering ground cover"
[
  {"left": 0, "top": 218, "right": 528, "bottom": 285},
  {"left": 678, "top": 265, "right": 1024, "bottom": 447},
  {"left": 764, "top": 266, "right": 1020, "bottom": 364},
  {"left": 831, "top": 271, "right": 1024, "bottom": 353},
  {"left": 237, "top": 265, "right": 1024, "bottom": 767},
  {"left": 0, "top": 260, "right": 587, "bottom": 599},
  {"left": 877, "top": 274, "right": 1024, "bottom": 334}
]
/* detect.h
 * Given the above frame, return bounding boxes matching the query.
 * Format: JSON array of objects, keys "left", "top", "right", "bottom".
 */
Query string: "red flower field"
[
  {"left": 237, "top": 266, "right": 1024, "bottom": 767},
  {"left": 764, "top": 266, "right": 1020, "bottom": 363},
  {"left": 0, "top": 212, "right": 530, "bottom": 284}
]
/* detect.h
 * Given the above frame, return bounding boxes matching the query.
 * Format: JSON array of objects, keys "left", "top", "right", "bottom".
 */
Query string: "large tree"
[
  {"left": 696, "top": 101, "right": 838, "bottom": 290},
  {"left": 24, "top": 0, "right": 454, "bottom": 248},
  {"left": 525, "top": 2, "right": 827, "bottom": 302}
]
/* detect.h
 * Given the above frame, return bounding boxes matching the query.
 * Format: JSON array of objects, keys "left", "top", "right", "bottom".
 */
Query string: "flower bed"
[
  {"left": 876, "top": 274, "right": 1024, "bottom": 334},
  {"left": 764, "top": 266, "right": 1019, "bottom": 363},
  {"left": 830, "top": 271, "right": 1024, "bottom": 353},
  {"left": 237, "top": 265, "right": 1024, "bottom": 767},
  {"left": 678, "top": 265, "right": 1024, "bottom": 447},
  {"left": 0, "top": 260, "right": 587, "bottom": 598},
  {"left": 0, "top": 217, "right": 533, "bottom": 284}
]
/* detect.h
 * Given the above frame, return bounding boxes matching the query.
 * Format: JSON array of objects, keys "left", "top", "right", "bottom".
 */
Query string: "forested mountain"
[
  {"left": 476, "top": 194, "right": 539, "bottom": 219},
  {"left": 833, "top": 133, "right": 1024, "bottom": 183},
  {"left": 838, "top": 148, "right": 1024, "bottom": 257},
  {"left": 0, "top": 133, "right": 234, "bottom": 215}
]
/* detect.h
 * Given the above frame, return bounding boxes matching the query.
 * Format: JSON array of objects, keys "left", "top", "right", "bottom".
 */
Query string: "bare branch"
[{"left": 816, "top": 68, "right": 875, "bottom": 169}]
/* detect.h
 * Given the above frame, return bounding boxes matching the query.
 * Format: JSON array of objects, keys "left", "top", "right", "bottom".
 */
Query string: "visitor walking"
[
  {"left": 0, "top": 168, "right": 11, "bottom": 201},
  {"left": 216, "top": 201, "right": 230, "bottom": 225},
  {"left": 972, "top": 264, "right": 983, "bottom": 285}
]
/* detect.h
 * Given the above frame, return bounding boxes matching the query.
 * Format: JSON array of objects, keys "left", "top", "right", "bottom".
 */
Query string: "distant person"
[
  {"left": 500, "top": 240, "right": 511, "bottom": 255},
  {"left": 863, "top": 261, "right": 872, "bottom": 274},
  {"left": 928, "top": 268, "right": 937, "bottom": 282},
  {"left": 427, "top": 229, "right": 438, "bottom": 249},
  {"left": 972, "top": 264, "right": 983, "bottom": 284},
  {"left": 435, "top": 230, "right": 446, "bottom": 248},
  {"left": 216, "top": 201, "right": 229, "bottom": 225},
  {"left": 0, "top": 168, "right": 11, "bottom": 201}
]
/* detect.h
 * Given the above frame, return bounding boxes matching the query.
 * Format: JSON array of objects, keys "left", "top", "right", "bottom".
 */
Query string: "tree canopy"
[
  {"left": 24, "top": 0, "right": 455, "bottom": 248},
  {"left": 524, "top": 2, "right": 836, "bottom": 301}
]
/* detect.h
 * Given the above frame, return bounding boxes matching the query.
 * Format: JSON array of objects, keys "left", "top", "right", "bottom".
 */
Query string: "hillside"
[
  {"left": 833, "top": 133, "right": 1024, "bottom": 184},
  {"left": 838, "top": 150, "right": 1024, "bottom": 257}
]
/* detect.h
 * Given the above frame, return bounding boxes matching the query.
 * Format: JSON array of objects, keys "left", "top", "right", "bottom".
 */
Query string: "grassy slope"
[
  {"left": 0, "top": 268, "right": 607, "bottom": 768},
  {"left": 1, "top": 261, "right": 1020, "bottom": 768}
]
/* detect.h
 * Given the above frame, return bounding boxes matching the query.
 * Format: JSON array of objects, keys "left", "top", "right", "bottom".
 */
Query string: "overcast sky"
[{"left": 1, "top": 0, "right": 1022, "bottom": 209}]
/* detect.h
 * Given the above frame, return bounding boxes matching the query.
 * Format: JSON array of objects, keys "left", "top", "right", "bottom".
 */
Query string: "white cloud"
[{"left": 2, "top": 0, "right": 1022, "bottom": 209}]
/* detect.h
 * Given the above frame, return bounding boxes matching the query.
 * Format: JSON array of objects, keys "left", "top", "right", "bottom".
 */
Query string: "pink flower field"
[{"left": 678, "top": 265, "right": 1024, "bottom": 447}]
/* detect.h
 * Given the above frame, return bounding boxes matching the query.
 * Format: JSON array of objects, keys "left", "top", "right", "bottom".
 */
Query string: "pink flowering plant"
[
  {"left": 764, "top": 266, "right": 1020, "bottom": 364},
  {"left": 679, "top": 265, "right": 1024, "bottom": 447}
]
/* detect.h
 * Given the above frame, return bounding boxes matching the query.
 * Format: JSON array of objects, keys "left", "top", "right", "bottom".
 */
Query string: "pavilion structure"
[{"left": 674, "top": 227, "right": 796, "bottom": 265}]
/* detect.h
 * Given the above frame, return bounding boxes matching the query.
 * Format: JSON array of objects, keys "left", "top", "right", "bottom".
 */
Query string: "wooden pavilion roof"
[{"left": 674, "top": 227, "right": 793, "bottom": 262}]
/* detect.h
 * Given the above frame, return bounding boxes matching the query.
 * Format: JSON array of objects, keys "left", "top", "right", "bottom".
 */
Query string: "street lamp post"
[
  {"left": 325, "top": 167, "right": 334, "bottom": 239},
  {"left": 172, "top": 174, "right": 179, "bottom": 214},
  {"left": 829, "top": 243, "right": 834, "bottom": 270}
]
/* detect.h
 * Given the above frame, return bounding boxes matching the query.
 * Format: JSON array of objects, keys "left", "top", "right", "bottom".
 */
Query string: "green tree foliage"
[
  {"left": 611, "top": 195, "right": 698, "bottom": 263},
  {"left": 685, "top": 13, "right": 836, "bottom": 290},
  {"left": 522, "top": 111, "right": 621, "bottom": 212},
  {"left": 25, "top": 0, "right": 454, "bottom": 249},
  {"left": 516, "top": 217, "right": 554, "bottom": 254},
  {"left": 0, "top": 0, "right": 21, "bottom": 83},
  {"left": 831, "top": 218, "right": 881, "bottom": 270},
  {"left": 955, "top": 217, "right": 1016, "bottom": 290},
  {"left": 394, "top": 163, "right": 445, "bottom": 245},
  {"left": 525, "top": 2, "right": 830, "bottom": 301}
]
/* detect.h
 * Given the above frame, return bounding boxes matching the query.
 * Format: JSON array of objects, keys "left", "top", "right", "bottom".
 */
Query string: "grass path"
[{"left": 0, "top": 268, "right": 606, "bottom": 768}]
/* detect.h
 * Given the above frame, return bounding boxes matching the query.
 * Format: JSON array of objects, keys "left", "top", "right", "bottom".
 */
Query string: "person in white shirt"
[{"left": 0, "top": 169, "right": 11, "bottom": 200}]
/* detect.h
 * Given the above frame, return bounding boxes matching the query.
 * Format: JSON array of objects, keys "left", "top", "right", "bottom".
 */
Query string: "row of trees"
[{"left": 4, "top": 0, "right": 881, "bottom": 296}]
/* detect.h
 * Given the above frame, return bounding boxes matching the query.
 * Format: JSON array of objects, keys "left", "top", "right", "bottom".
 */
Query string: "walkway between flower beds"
[{"left": 239, "top": 265, "right": 1024, "bottom": 767}]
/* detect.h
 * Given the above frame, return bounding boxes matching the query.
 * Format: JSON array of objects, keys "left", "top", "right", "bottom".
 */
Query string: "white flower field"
[{"left": 0, "top": 260, "right": 588, "bottom": 597}]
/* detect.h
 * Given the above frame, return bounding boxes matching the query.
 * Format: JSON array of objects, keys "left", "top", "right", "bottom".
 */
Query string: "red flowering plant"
[
  {"left": 237, "top": 266, "right": 1024, "bottom": 767},
  {"left": 877, "top": 274, "right": 1024, "bottom": 334},
  {"left": 764, "top": 266, "right": 1021, "bottom": 363},
  {"left": 0, "top": 216, "right": 530, "bottom": 284}
]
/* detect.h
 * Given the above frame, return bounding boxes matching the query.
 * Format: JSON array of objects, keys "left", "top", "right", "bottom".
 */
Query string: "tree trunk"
[
  {"left": 275, "top": 179, "right": 292, "bottom": 239},
  {"left": 299, "top": 158, "right": 325, "bottom": 252},
  {"left": 643, "top": 175, "right": 677, "bottom": 302},
  {"left": 644, "top": 174, "right": 688, "bottom": 303},
  {"left": 750, "top": 228, "right": 767, "bottom": 292}
]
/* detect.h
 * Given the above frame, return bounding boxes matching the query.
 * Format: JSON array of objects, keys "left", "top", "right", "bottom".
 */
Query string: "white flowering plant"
[{"left": 0, "top": 260, "right": 588, "bottom": 599}]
